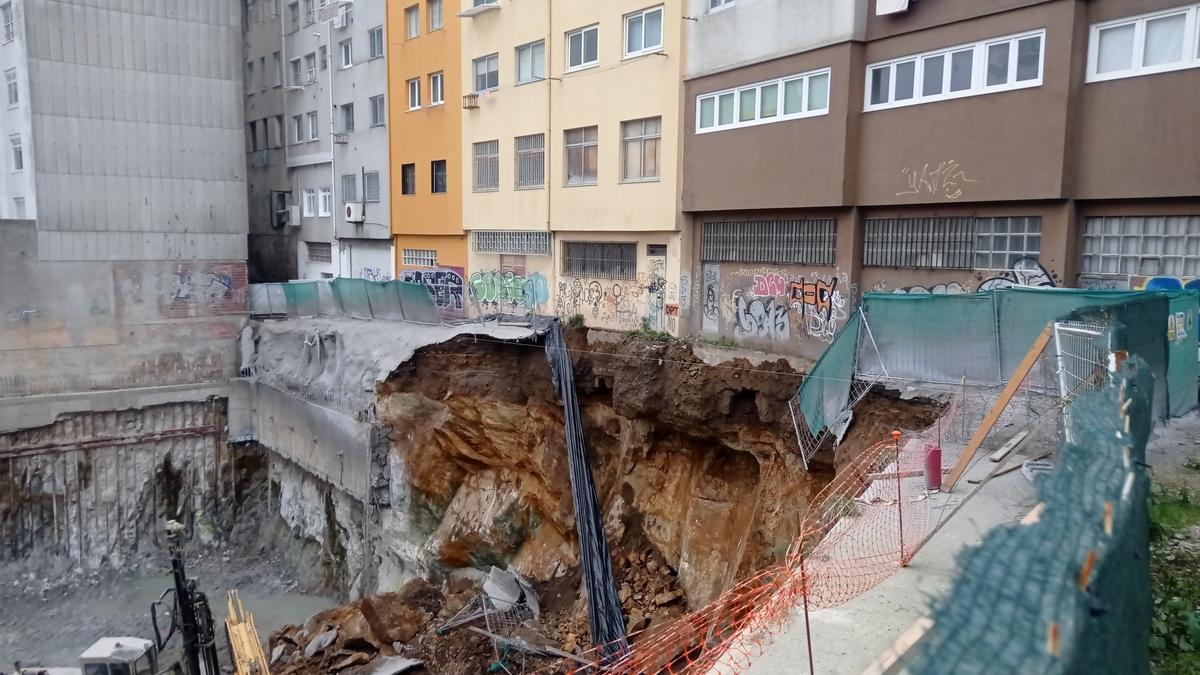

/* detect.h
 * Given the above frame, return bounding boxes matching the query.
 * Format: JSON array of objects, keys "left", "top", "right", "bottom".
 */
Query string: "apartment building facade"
[
  {"left": 388, "top": 0, "right": 468, "bottom": 306},
  {"left": 459, "top": 0, "right": 687, "bottom": 331},
  {"left": 682, "top": 0, "right": 1200, "bottom": 359}
]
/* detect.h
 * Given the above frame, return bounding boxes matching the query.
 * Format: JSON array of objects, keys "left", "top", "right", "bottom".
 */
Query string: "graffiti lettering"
[
  {"left": 701, "top": 264, "right": 720, "bottom": 333},
  {"left": 890, "top": 282, "right": 968, "bottom": 295},
  {"left": 359, "top": 267, "right": 392, "bottom": 282},
  {"left": 732, "top": 291, "right": 789, "bottom": 341},
  {"left": 400, "top": 267, "right": 465, "bottom": 310},
  {"left": 787, "top": 277, "right": 837, "bottom": 320},
  {"left": 897, "top": 159, "right": 977, "bottom": 199},
  {"left": 169, "top": 269, "right": 233, "bottom": 303},
  {"left": 469, "top": 270, "right": 549, "bottom": 313},
  {"left": 978, "top": 257, "right": 1056, "bottom": 291},
  {"left": 1131, "top": 276, "right": 1200, "bottom": 292},
  {"left": 753, "top": 273, "right": 789, "bottom": 298}
]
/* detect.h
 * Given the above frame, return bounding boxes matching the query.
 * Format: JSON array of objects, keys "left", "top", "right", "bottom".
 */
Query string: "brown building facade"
[{"left": 681, "top": 0, "right": 1200, "bottom": 359}]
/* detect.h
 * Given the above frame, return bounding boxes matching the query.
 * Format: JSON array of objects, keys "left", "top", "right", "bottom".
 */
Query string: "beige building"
[{"left": 460, "top": 0, "right": 687, "bottom": 332}]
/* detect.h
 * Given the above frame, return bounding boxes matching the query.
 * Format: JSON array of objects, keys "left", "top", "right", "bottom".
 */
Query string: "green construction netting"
[
  {"left": 898, "top": 358, "right": 1153, "bottom": 675},
  {"left": 1063, "top": 295, "right": 1170, "bottom": 417},
  {"left": 331, "top": 278, "right": 372, "bottom": 319},
  {"left": 995, "top": 289, "right": 1146, "bottom": 376},
  {"left": 282, "top": 281, "right": 321, "bottom": 316},
  {"left": 798, "top": 311, "right": 860, "bottom": 436},
  {"left": 394, "top": 281, "right": 441, "bottom": 323}
]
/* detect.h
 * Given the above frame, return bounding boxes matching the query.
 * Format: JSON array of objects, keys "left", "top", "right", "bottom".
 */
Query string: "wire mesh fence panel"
[
  {"left": 248, "top": 283, "right": 288, "bottom": 317},
  {"left": 282, "top": 281, "right": 320, "bottom": 317},
  {"left": 1052, "top": 321, "right": 1110, "bottom": 401},
  {"left": 331, "top": 278, "right": 373, "bottom": 319},
  {"left": 395, "top": 281, "right": 447, "bottom": 324},
  {"left": 365, "top": 280, "right": 405, "bottom": 321}
]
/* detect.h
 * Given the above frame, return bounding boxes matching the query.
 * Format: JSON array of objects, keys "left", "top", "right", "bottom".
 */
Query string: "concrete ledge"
[{"left": 0, "top": 381, "right": 231, "bottom": 434}]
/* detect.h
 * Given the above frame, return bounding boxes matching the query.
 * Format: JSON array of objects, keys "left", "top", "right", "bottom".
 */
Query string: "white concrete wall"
[
  {"left": 0, "top": 0, "right": 35, "bottom": 220},
  {"left": 684, "top": 0, "right": 868, "bottom": 79}
]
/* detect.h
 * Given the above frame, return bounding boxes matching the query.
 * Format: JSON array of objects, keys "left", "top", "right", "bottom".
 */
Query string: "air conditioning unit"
[
  {"left": 345, "top": 201, "right": 365, "bottom": 223},
  {"left": 288, "top": 205, "right": 302, "bottom": 227}
]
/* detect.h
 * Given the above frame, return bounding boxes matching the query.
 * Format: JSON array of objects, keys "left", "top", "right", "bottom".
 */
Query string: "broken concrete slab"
[
  {"left": 303, "top": 628, "right": 338, "bottom": 658},
  {"left": 367, "top": 655, "right": 424, "bottom": 675}
]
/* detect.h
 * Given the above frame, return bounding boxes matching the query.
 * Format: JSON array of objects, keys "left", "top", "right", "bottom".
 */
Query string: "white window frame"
[
  {"left": 302, "top": 188, "right": 317, "bottom": 217},
  {"left": 306, "top": 110, "right": 319, "bottom": 140},
  {"left": 515, "top": 40, "right": 545, "bottom": 84},
  {"left": 340, "top": 102, "right": 354, "bottom": 132},
  {"left": 1086, "top": 4, "right": 1200, "bottom": 83},
  {"left": 1, "top": 2, "right": 12, "bottom": 44},
  {"left": 4, "top": 68, "right": 16, "bottom": 108},
  {"left": 403, "top": 248, "right": 438, "bottom": 267},
  {"left": 428, "top": 0, "right": 443, "bottom": 31},
  {"left": 291, "top": 114, "right": 304, "bottom": 144},
  {"left": 708, "top": 0, "right": 734, "bottom": 13},
  {"left": 339, "top": 39, "right": 353, "bottom": 69},
  {"left": 566, "top": 25, "right": 599, "bottom": 72},
  {"left": 473, "top": 140, "right": 500, "bottom": 192},
  {"left": 696, "top": 67, "right": 832, "bottom": 134},
  {"left": 319, "top": 188, "right": 332, "bottom": 216},
  {"left": 405, "top": 5, "right": 419, "bottom": 39},
  {"left": 473, "top": 53, "right": 499, "bottom": 92},
  {"left": 564, "top": 126, "right": 598, "bottom": 186},
  {"left": 290, "top": 58, "right": 303, "bottom": 85},
  {"left": 9, "top": 134, "right": 22, "bottom": 172},
  {"left": 368, "top": 26, "right": 385, "bottom": 59},
  {"left": 364, "top": 171, "right": 381, "bottom": 202},
  {"left": 621, "top": 117, "right": 661, "bottom": 183},
  {"left": 429, "top": 71, "right": 444, "bottom": 105},
  {"left": 407, "top": 78, "right": 421, "bottom": 110},
  {"left": 369, "top": 94, "right": 386, "bottom": 126},
  {"left": 305, "top": 52, "right": 317, "bottom": 82},
  {"left": 864, "top": 28, "right": 1046, "bottom": 112},
  {"left": 624, "top": 6, "right": 664, "bottom": 58}
]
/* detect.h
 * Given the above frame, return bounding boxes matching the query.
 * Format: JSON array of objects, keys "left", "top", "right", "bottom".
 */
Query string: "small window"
[
  {"left": 564, "top": 126, "right": 598, "bottom": 186},
  {"left": 405, "top": 5, "right": 419, "bottom": 39},
  {"left": 431, "top": 159, "right": 447, "bottom": 193},
  {"left": 474, "top": 231, "right": 553, "bottom": 256},
  {"left": 625, "top": 6, "right": 664, "bottom": 57},
  {"left": 621, "top": 117, "right": 661, "bottom": 182},
  {"left": 339, "top": 39, "right": 353, "bottom": 68},
  {"left": 290, "top": 58, "right": 302, "bottom": 85},
  {"left": 369, "top": 26, "right": 384, "bottom": 59},
  {"left": 247, "top": 121, "right": 259, "bottom": 152},
  {"left": 709, "top": 0, "right": 734, "bottom": 11},
  {"left": 562, "top": 242, "right": 637, "bottom": 280},
  {"left": 319, "top": 45, "right": 328, "bottom": 70},
  {"left": 305, "top": 52, "right": 316, "bottom": 81},
  {"left": 303, "top": 0, "right": 315, "bottom": 24},
  {"left": 1089, "top": 6, "right": 1200, "bottom": 82},
  {"left": 307, "top": 241, "right": 333, "bottom": 263},
  {"left": 403, "top": 248, "right": 438, "bottom": 267},
  {"left": 273, "top": 51, "right": 282, "bottom": 86},
  {"left": 567, "top": 25, "right": 599, "bottom": 71},
  {"left": 473, "top": 140, "right": 500, "bottom": 192},
  {"left": 515, "top": 133, "right": 545, "bottom": 189},
  {"left": 291, "top": 114, "right": 304, "bottom": 144},
  {"left": 302, "top": 189, "right": 317, "bottom": 217},
  {"left": 288, "top": 2, "right": 300, "bottom": 32},
  {"left": 341, "top": 173, "right": 357, "bottom": 202},
  {"left": 428, "top": 0, "right": 443, "bottom": 31},
  {"left": 319, "top": 188, "right": 332, "bottom": 216},
  {"left": 1, "top": 2, "right": 13, "bottom": 43},
  {"left": 370, "top": 94, "right": 386, "bottom": 126},
  {"left": 702, "top": 220, "right": 836, "bottom": 265},
  {"left": 473, "top": 53, "right": 499, "bottom": 92},
  {"left": 340, "top": 103, "right": 354, "bottom": 132},
  {"left": 245, "top": 61, "right": 255, "bottom": 93},
  {"left": 516, "top": 41, "right": 545, "bottom": 83},
  {"left": 5, "top": 68, "right": 17, "bottom": 107},
  {"left": 407, "top": 78, "right": 421, "bottom": 109},
  {"left": 429, "top": 72, "right": 444, "bottom": 105},
  {"left": 364, "top": 171, "right": 381, "bottom": 202},
  {"left": 696, "top": 68, "right": 830, "bottom": 133},
  {"left": 306, "top": 111, "right": 318, "bottom": 140},
  {"left": 401, "top": 163, "right": 416, "bottom": 195}
]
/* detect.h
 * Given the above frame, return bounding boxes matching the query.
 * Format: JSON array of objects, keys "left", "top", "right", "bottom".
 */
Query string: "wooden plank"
[
  {"left": 987, "top": 430, "right": 1030, "bottom": 463},
  {"left": 867, "top": 469, "right": 925, "bottom": 481},
  {"left": 944, "top": 326, "right": 1052, "bottom": 491},
  {"left": 860, "top": 616, "right": 935, "bottom": 675},
  {"left": 967, "top": 450, "right": 1052, "bottom": 484}
]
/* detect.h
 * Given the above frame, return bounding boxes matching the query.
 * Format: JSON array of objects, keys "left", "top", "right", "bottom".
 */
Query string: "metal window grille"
[
  {"left": 306, "top": 241, "right": 332, "bottom": 263},
  {"left": 402, "top": 248, "right": 438, "bottom": 267},
  {"left": 473, "top": 230, "right": 552, "bottom": 256},
  {"left": 562, "top": 241, "right": 637, "bottom": 280},
  {"left": 1081, "top": 215, "right": 1200, "bottom": 277},
  {"left": 863, "top": 217, "right": 976, "bottom": 269},
  {"left": 341, "top": 174, "right": 357, "bottom": 202},
  {"left": 973, "top": 216, "right": 1042, "bottom": 270},
  {"left": 364, "top": 171, "right": 380, "bottom": 202},
  {"left": 701, "top": 219, "right": 836, "bottom": 264},
  {"left": 515, "top": 134, "right": 545, "bottom": 188},
  {"left": 473, "top": 140, "right": 499, "bottom": 191}
]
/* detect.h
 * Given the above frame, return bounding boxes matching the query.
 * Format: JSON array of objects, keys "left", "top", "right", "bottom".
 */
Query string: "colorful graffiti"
[
  {"left": 400, "top": 267, "right": 465, "bottom": 310},
  {"left": 1131, "top": 276, "right": 1200, "bottom": 292},
  {"left": 978, "top": 257, "right": 1057, "bottom": 291},
  {"left": 556, "top": 278, "right": 640, "bottom": 330},
  {"left": 715, "top": 268, "right": 855, "bottom": 346},
  {"left": 753, "top": 273, "right": 790, "bottom": 298},
  {"left": 732, "top": 291, "right": 790, "bottom": 341},
  {"left": 701, "top": 264, "right": 719, "bottom": 333},
  {"left": 469, "top": 270, "right": 549, "bottom": 313},
  {"left": 888, "top": 282, "right": 968, "bottom": 295}
]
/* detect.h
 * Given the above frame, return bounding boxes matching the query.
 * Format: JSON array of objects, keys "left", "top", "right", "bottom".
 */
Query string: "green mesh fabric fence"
[
  {"left": 858, "top": 293, "right": 1000, "bottom": 385},
  {"left": 331, "top": 278, "right": 373, "bottom": 319},
  {"left": 897, "top": 358, "right": 1154, "bottom": 675},
  {"left": 394, "top": 281, "right": 441, "bottom": 323},
  {"left": 798, "top": 311, "right": 861, "bottom": 435},
  {"left": 365, "top": 280, "right": 405, "bottom": 321},
  {"left": 282, "top": 281, "right": 321, "bottom": 317},
  {"left": 1063, "top": 296, "right": 1170, "bottom": 417},
  {"left": 1165, "top": 290, "right": 1200, "bottom": 417}
]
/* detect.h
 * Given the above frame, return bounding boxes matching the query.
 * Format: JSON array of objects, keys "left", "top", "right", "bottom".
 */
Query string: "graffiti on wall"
[
  {"left": 1131, "top": 276, "right": 1200, "bottom": 292},
  {"left": 556, "top": 279, "right": 638, "bottom": 330},
  {"left": 1078, "top": 275, "right": 1130, "bottom": 291},
  {"left": 400, "top": 267, "right": 465, "bottom": 310},
  {"left": 359, "top": 268, "right": 392, "bottom": 282},
  {"left": 169, "top": 268, "right": 234, "bottom": 304},
  {"left": 896, "top": 159, "right": 978, "bottom": 199},
  {"left": 977, "top": 257, "right": 1057, "bottom": 291},
  {"left": 701, "top": 264, "right": 720, "bottom": 333},
  {"left": 715, "top": 267, "right": 855, "bottom": 346},
  {"left": 469, "top": 270, "right": 550, "bottom": 314},
  {"left": 886, "top": 282, "right": 969, "bottom": 295},
  {"left": 732, "top": 291, "right": 790, "bottom": 341}
]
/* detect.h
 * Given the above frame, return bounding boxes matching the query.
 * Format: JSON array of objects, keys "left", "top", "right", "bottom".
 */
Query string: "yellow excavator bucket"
[{"left": 225, "top": 590, "right": 272, "bottom": 675}]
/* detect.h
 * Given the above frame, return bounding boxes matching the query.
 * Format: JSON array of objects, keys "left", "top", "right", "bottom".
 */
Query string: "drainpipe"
[
  {"left": 325, "top": 14, "right": 341, "bottom": 278},
  {"left": 545, "top": 0, "right": 552, "bottom": 235}
]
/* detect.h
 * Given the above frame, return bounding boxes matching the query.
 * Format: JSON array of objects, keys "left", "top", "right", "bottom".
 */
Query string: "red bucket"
[{"left": 924, "top": 444, "right": 942, "bottom": 491}]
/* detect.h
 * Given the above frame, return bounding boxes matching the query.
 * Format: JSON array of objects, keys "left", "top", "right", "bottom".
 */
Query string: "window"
[
  {"left": 340, "top": 103, "right": 354, "bottom": 132},
  {"left": 865, "top": 29, "right": 1045, "bottom": 111},
  {"left": 304, "top": 0, "right": 315, "bottom": 24},
  {"left": 401, "top": 163, "right": 416, "bottom": 194},
  {"left": 273, "top": 51, "right": 282, "bottom": 86},
  {"left": 974, "top": 217, "right": 1042, "bottom": 270},
  {"left": 306, "top": 242, "right": 333, "bottom": 263},
  {"left": 305, "top": 52, "right": 317, "bottom": 81},
  {"left": 369, "top": 26, "right": 384, "bottom": 59},
  {"left": 364, "top": 171, "right": 381, "bottom": 202},
  {"left": 13, "top": 196, "right": 24, "bottom": 219},
  {"left": 1, "top": 2, "right": 12, "bottom": 43},
  {"left": 564, "top": 126, "right": 598, "bottom": 185},
  {"left": 1082, "top": 216, "right": 1200, "bottom": 277},
  {"left": 341, "top": 173, "right": 357, "bottom": 202},
  {"left": 1087, "top": 5, "right": 1200, "bottom": 82},
  {"left": 864, "top": 217, "right": 978, "bottom": 269},
  {"left": 405, "top": 5, "right": 419, "bottom": 39},
  {"left": 407, "top": 78, "right": 421, "bottom": 109},
  {"left": 288, "top": 2, "right": 300, "bottom": 32},
  {"left": 625, "top": 6, "right": 664, "bottom": 57},
  {"left": 339, "top": 39, "right": 352, "bottom": 68},
  {"left": 621, "top": 117, "right": 661, "bottom": 182},
  {"left": 516, "top": 41, "right": 545, "bottom": 83},
  {"left": 428, "top": 0, "right": 443, "bottom": 31},
  {"left": 302, "top": 189, "right": 318, "bottom": 217},
  {"left": 473, "top": 54, "right": 499, "bottom": 92},
  {"left": 270, "top": 115, "right": 283, "bottom": 147},
  {"left": 701, "top": 220, "right": 836, "bottom": 265},
  {"left": 515, "top": 134, "right": 545, "bottom": 189},
  {"left": 4, "top": 68, "right": 16, "bottom": 107},
  {"left": 9, "top": 134, "right": 21, "bottom": 171},
  {"left": 403, "top": 249, "right": 438, "bottom": 267},
  {"left": 247, "top": 121, "right": 259, "bottom": 152},
  {"left": 429, "top": 71, "right": 444, "bottom": 104},
  {"left": 431, "top": 160, "right": 447, "bottom": 193},
  {"left": 473, "top": 231, "right": 553, "bottom": 256},
  {"left": 473, "top": 140, "right": 500, "bottom": 192},
  {"left": 290, "top": 58, "right": 302, "bottom": 85},
  {"left": 370, "top": 94, "right": 386, "bottom": 126},
  {"left": 306, "top": 111, "right": 318, "bottom": 140},
  {"left": 567, "top": 25, "right": 599, "bottom": 71},
  {"left": 697, "top": 67, "right": 830, "bottom": 132},
  {"left": 291, "top": 114, "right": 304, "bottom": 143},
  {"left": 562, "top": 242, "right": 637, "bottom": 280},
  {"left": 709, "top": 0, "right": 734, "bottom": 12},
  {"left": 319, "top": 45, "right": 328, "bottom": 70},
  {"left": 245, "top": 61, "right": 255, "bottom": 93}
]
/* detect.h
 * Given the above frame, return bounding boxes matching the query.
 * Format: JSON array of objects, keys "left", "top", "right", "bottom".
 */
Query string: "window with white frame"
[
  {"left": 13, "top": 196, "right": 24, "bottom": 219},
  {"left": 303, "top": 0, "right": 315, "bottom": 24},
  {"left": 1088, "top": 4, "right": 1200, "bottom": 82},
  {"left": 319, "top": 188, "right": 332, "bottom": 216},
  {"left": 865, "top": 29, "right": 1045, "bottom": 111},
  {"left": 273, "top": 51, "right": 282, "bottom": 86},
  {"left": 515, "top": 134, "right": 545, "bottom": 189},
  {"left": 697, "top": 67, "right": 830, "bottom": 133},
  {"left": 428, "top": 0, "right": 443, "bottom": 31},
  {"left": 562, "top": 241, "right": 637, "bottom": 280},
  {"left": 567, "top": 25, "right": 599, "bottom": 71},
  {"left": 302, "top": 189, "right": 317, "bottom": 217},
  {"left": 319, "top": 45, "right": 327, "bottom": 70},
  {"left": 4, "top": 68, "right": 16, "bottom": 107},
  {"left": 339, "top": 39, "right": 353, "bottom": 68},
  {"left": 305, "top": 52, "right": 317, "bottom": 81},
  {"left": 403, "top": 248, "right": 438, "bottom": 267},
  {"left": 9, "top": 134, "right": 21, "bottom": 171},
  {"left": 474, "top": 230, "right": 553, "bottom": 256},
  {"left": 290, "top": 58, "right": 302, "bottom": 85},
  {"left": 364, "top": 171, "right": 381, "bottom": 202},
  {"left": 306, "top": 241, "right": 333, "bottom": 263},
  {"left": 516, "top": 41, "right": 545, "bottom": 83},
  {"left": 430, "top": 71, "right": 444, "bottom": 104},
  {"left": 245, "top": 61, "right": 255, "bottom": 93},
  {"left": 564, "top": 126, "right": 598, "bottom": 186},
  {"left": 370, "top": 94, "right": 386, "bottom": 126},
  {"left": 974, "top": 217, "right": 1042, "bottom": 270},
  {"left": 1082, "top": 215, "right": 1200, "bottom": 277},
  {"left": 621, "top": 117, "right": 661, "bottom": 182},
  {"left": 291, "top": 114, "right": 304, "bottom": 143},
  {"left": 288, "top": 2, "right": 300, "bottom": 32},
  {"left": 473, "top": 140, "right": 500, "bottom": 192},
  {"left": 247, "top": 121, "right": 259, "bottom": 152},
  {"left": 709, "top": 0, "right": 734, "bottom": 12},
  {"left": 269, "top": 115, "right": 282, "bottom": 147},
  {"left": 407, "top": 78, "right": 420, "bottom": 109},
  {"left": 341, "top": 173, "right": 357, "bottom": 202},
  {"left": 340, "top": 103, "right": 354, "bottom": 132},
  {"left": 625, "top": 6, "right": 663, "bottom": 57},
  {"left": 369, "top": 26, "right": 384, "bottom": 59},
  {"left": 306, "top": 110, "right": 319, "bottom": 140},
  {"left": 405, "top": 5, "right": 419, "bottom": 39},
  {"left": 1, "top": 2, "right": 13, "bottom": 43},
  {"left": 473, "top": 54, "right": 499, "bottom": 92}
]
